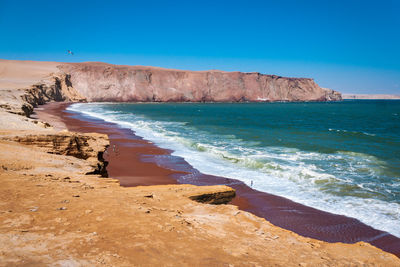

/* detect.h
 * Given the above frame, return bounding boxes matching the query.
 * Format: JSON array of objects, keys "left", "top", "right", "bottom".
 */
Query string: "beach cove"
[
  {"left": 35, "top": 101, "right": 400, "bottom": 257},
  {"left": 0, "top": 59, "right": 399, "bottom": 265}
]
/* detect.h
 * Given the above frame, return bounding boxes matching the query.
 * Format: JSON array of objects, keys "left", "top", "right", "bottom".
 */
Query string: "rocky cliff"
[
  {"left": 2, "top": 132, "right": 109, "bottom": 177},
  {"left": 0, "top": 60, "right": 86, "bottom": 117},
  {"left": 59, "top": 62, "right": 341, "bottom": 102},
  {"left": 19, "top": 74, "right": 86, "bottom": 116},
  {"left": 0, "top": 60, "right": 341, "bottom": 116}
]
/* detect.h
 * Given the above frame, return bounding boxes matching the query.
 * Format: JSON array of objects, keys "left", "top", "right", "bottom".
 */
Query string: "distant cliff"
[
  {"left": 0, "top": 59, "right": 342, "bottom": 115},
  {"left": 342, "top": 94, "right": 400, "bottom": 100},
  {"left": 59, "top": 62, "right": 341, "bottom": 102}
]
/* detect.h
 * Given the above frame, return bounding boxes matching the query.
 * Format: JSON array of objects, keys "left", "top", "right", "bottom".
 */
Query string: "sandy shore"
[
  {"left": 36, "top": 102, "right": 400, "bottom": 258},
  {"left": 35, "top": 102, "right": 179, "bottom": 186},
  {"left": 1, "top": 58, "right": 399, "bottom": 265},
  {"left": 33, "top": 102, "right": 250, "bottom": 209},
  {"left": 0, "top": 105, "right": 397, "bottom": 266}
]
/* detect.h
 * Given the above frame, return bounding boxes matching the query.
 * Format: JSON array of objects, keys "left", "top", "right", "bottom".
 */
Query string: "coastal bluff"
[
  {"left": 59, "top": 62, "right": 341, "bottom": 102},
  {"left": 0, "top": 59, "right": 341, "bottom": 114}
]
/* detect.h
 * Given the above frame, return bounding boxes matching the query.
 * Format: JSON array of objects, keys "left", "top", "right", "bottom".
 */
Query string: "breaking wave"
[{"left": 68, "top": 103, "right": 400, "bottom": 237}]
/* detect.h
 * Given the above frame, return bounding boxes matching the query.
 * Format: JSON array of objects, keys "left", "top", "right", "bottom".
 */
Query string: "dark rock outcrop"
[
  {"left": 20, "top": 74, "right": 86, "bottom": 116},
  {"left": 188, "top": 189, "right": 236, "bottom": 205}
]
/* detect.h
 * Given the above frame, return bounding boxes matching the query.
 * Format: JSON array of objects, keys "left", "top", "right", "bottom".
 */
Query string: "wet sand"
[
  {"left": 35, "top": 102, "right": 400, "bottom": 257},
  {"left": 34, "top": 103, "right": 179, "bottom": 186}
]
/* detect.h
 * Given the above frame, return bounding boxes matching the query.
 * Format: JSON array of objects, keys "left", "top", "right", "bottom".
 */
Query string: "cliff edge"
[
  {"left": 60, "top": 62, "right": 342, "bottom": 102},
  {"left": 0, "top": 59, "right": 341, "bottom": 115}
]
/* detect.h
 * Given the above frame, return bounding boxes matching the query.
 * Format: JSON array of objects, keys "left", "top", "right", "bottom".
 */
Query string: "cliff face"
[
  {"left": 0, "top": 60, "right": 86, "bottom": 117},
  {"left": 4, "top": 132, "right": 109, "bottom": 176},
  {"left": 0, "top": 59, "right": 342, "bottom": 117},
  {"left": 20, "top": 74, "right": 86, "bottom": 116},
  {"left": 59, "top": 62, "right": 341, "bottom": 102}
]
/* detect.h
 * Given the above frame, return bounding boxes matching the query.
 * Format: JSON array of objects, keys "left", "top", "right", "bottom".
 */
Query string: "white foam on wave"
[
  {"left": 329, "top": 128, "right": 376, "bottom": 136},
  {"left": 68, "top": 103, "right": 400, "bottom": 237}
]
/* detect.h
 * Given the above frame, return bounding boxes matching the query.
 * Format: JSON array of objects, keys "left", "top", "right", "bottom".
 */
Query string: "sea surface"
[{"left": 68, "top": 101, "right": 400, "bottom": 237}]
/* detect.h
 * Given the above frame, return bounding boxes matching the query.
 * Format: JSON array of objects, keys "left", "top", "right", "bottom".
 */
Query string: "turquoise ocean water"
[{"left": 68, "top": 101, "right": 400, "bottom": 237}]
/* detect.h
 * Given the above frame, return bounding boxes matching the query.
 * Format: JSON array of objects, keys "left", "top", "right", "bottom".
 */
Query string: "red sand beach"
[{"left": 35, "top": 102, "right": 400, "bottom": 258}]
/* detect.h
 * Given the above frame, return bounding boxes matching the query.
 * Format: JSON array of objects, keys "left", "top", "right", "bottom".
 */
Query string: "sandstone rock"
[
  {"left": 0, "top": 59, "right": 342, "bottom": 121},
  {"left": 2, "top": 132, "right": 109, "bottom": 177},
  {"left": 60, "top": 62, "right": 342, "bottom": 102},
  {"left": 322, "top": 88, "right": 342, "bottom": 101},
  {"left": 0, "top": 61, "right": 86, "bottom": 117},
  {"left": 19, "top": 74, "right": 86, "bottom": 116}
]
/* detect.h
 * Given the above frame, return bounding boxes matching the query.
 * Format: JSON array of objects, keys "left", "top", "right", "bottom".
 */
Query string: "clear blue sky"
[{"left": 1, "top": 0, "right": 399, "bottom": 94}]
